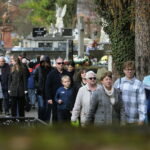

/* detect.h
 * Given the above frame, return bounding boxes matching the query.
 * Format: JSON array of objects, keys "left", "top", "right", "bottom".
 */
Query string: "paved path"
[{"left": 0, "top": 107, "right": 38, "bottom": 118}]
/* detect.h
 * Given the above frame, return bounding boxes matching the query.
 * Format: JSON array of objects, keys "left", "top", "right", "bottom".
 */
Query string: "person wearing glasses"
[
  {"left": 114, "top": 61, "right": 147, "bottom": 125},
  {"left": 85, "top": 71, "right": 125, "bottom": 126},
  {"left": 45, "top": 57, "right": 72, "bottom": 123},
  {"left": 71, "top": 71, "right": 100, "bottom": 126}
]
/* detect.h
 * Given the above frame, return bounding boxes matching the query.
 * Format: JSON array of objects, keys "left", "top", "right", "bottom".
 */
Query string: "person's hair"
[
  {"left": 40, "top": 55, "right": 45, "bottom": 62},
  {"left": 0, "top": 56, "right": 5, "bottom": 62},
  {"left": 85, "top": 71, "right": 96, "bottom": 79},
  {"left": 100, "top": 71, "right": 112, "bottom": 81},
  {"left": 68, "top": 61, "right": 75, "bottom": 67},
  {"left": 76, "top": 68, "right": 87, "bottom": 82},
  {"left": 28, "top": 62, "right": 35, "bottom": 68},
  {"left": 36, "top": 55, "right": 41, "bottom": 63},
  {"left": 56, "top": 57, "right": 63, "bottom": 62},
  {"left": 123, "top": 61, "right": 135, "bottom": 70},
  {"left": 61, "top": 75, "right": 70, "bottom": 82},
  {"left": 22, "top": 58, "right": 27, "bottom": 64},
  {"left": 11, "top": 57, "right": 23, "bottom": 72},
  {"left": 18, "top": 54, "right": 22, "bottom": 58}
]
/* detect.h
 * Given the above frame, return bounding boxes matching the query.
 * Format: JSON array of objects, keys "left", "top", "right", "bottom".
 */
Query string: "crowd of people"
[{"left": 0, "top": 54, "right": 149, "bottom": 126}]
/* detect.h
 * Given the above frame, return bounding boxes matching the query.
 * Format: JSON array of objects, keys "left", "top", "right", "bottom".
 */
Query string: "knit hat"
[{"left": 40, "top": 55, "right": 50, "bottom": 62}]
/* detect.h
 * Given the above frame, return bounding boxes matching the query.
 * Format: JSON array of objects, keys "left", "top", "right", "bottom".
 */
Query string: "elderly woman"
[
  {"left": 85, "top": 71, "right": 125, "bottom": 126},
  {"left": 71, "top": 71, "right": 100, "bottom": 126}
]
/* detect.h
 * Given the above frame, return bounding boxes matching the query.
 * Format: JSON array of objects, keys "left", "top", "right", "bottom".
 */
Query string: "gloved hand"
[
  {"left": 71, "top": 120, "right": 79, "bottom": 127},
  {"left": 24, "top": 91, "right": 28, "bottom": 94}
]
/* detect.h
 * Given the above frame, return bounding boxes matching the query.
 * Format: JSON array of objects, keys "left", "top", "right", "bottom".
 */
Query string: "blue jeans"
[
  {"left": 28, "top": 89, "right": 36, "bottom": 105},
  {"left": 37, "top": 95, "right": 45, "bottom": 121}
]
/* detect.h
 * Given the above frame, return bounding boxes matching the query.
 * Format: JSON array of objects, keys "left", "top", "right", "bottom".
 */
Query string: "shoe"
[
  {"left": 5, "top": 112, "right": 10, "bottom": 116},
  {"left": 32, "top": 104, "right": 36, "bottom": 109},
  {"left": 5, "top": 115, "right": 10, "bottom": 118}
]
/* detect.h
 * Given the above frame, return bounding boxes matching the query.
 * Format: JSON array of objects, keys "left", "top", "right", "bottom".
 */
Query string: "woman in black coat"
[{"left": 8, "top": 57, "right": 27, "bottom": 117}]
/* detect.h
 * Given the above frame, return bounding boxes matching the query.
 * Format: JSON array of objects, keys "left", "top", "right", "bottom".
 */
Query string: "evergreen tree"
[
  {"left": 21, "top": 0, "right": 77, "bottom": 28},
  {"left": 94, "top": 0, "right": 135, "bottom": 76}
]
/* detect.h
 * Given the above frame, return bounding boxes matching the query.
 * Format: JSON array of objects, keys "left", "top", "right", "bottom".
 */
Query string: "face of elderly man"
[
  {"left": 86, "top": 71, "right": 97, "bottom": 86},
  {"left": 0, "top": 57, "right": 5, "bottom": 67},
  {"left": 56, "top": 58, "right": 64, "bottom": 71}
]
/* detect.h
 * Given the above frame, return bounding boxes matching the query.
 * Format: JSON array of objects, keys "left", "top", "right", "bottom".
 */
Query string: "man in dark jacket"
[
  {"left": 0, "top": 56, "right": 10, "bottom": 115},
  {"left": 45, "top": 57, "right": 72, "bottom": 123},
  {"left": 34, "top": 55, "right": 53, "bottom": 121}
]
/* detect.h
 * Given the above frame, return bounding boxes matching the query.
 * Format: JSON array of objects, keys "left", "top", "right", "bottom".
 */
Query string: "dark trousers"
[
  {"left": 0, "top": 98, "right": 9, "bottom": 113},
  {"left": 45, "top": 101, "right": 58, "bottom": 123},
  {"left": 57, "top": 109, "right": 71, "bottom": 123},
  {"left": 37, "top": 95, "right": 45, "bottom": 121},
  {"left": 145, "top": 89, "right": 150, "bottom": 124},
  {"left": 0, "top": 99, "right": 2, "bottom": 113},
  {"left": 11, "top": 96, "right": 25, "bottom": 117},
  {"left": 4, "top": 98, "right": 10, "bottom": 113}
]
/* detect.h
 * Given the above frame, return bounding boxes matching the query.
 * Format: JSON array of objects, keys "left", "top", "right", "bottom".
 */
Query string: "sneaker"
[{"left": 5, "top": 112, "right": 10, "bottom": 116}]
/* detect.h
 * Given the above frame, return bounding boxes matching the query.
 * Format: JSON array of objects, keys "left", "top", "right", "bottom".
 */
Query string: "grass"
[{"left": 0, "top": 125, "right": 150, "bottom": 150}]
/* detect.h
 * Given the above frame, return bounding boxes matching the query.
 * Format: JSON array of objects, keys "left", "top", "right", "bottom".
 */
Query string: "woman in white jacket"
[{"left": 71, "top": 71, "right": 100, "bottom": 126}]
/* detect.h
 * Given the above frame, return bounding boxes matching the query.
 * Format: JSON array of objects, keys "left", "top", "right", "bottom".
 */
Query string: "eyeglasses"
[
  {"left": 125, "top": 69, "right": 134, "bottom": 71},
  {"left": 57, "top": 62, "right": 64, "bottom": 65},
  {"left": 88, "top": 77, "right": 96, "bottom": 80}
]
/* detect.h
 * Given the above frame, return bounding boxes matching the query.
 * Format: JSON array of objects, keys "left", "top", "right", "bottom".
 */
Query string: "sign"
[
  {"left": 32, "top": 28, "right": 47, "bottom": 37},
  {"left": 62, "top": 29, "right": 72, "bottom": 36}
]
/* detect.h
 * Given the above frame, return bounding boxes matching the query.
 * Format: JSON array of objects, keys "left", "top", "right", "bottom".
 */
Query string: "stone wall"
[{"left": 11, "top": 50, "right": 106, "bottom": 60}]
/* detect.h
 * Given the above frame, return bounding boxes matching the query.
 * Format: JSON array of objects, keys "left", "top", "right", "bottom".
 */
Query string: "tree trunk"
[{"left": 135, "top": 0, "right": 150, "bottom": 80}]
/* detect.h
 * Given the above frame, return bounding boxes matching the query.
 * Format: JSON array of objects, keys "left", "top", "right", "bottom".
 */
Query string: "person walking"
[
  {"left": 27, "top": 62, "right": 36, "bottom": 108},
  {"left": 8, "top": 57, "right": 28, "bottom": 117},
  {"left": 114, "top": 61, "right": 147, "bottom": 125},
  {"left": 68, "top": 68, "right": 87, "bottom": 112},
  {"left": 86, "top": 71, "right": 125, "bottom": 126},
  {"left": 45, "top": 57, "right": 72, "bottom": 123},
  {"left": 34, "top": 55, "right": 52, "bottom": 121},
  {"left": 71, "top": 71, "right": 100, "bottom": 126},
  {"left": 0, "top": 56, "right": 10, "bottom": 115},
  {"left": 55, "top": 75, "right": 74, "bottom": 123}
]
